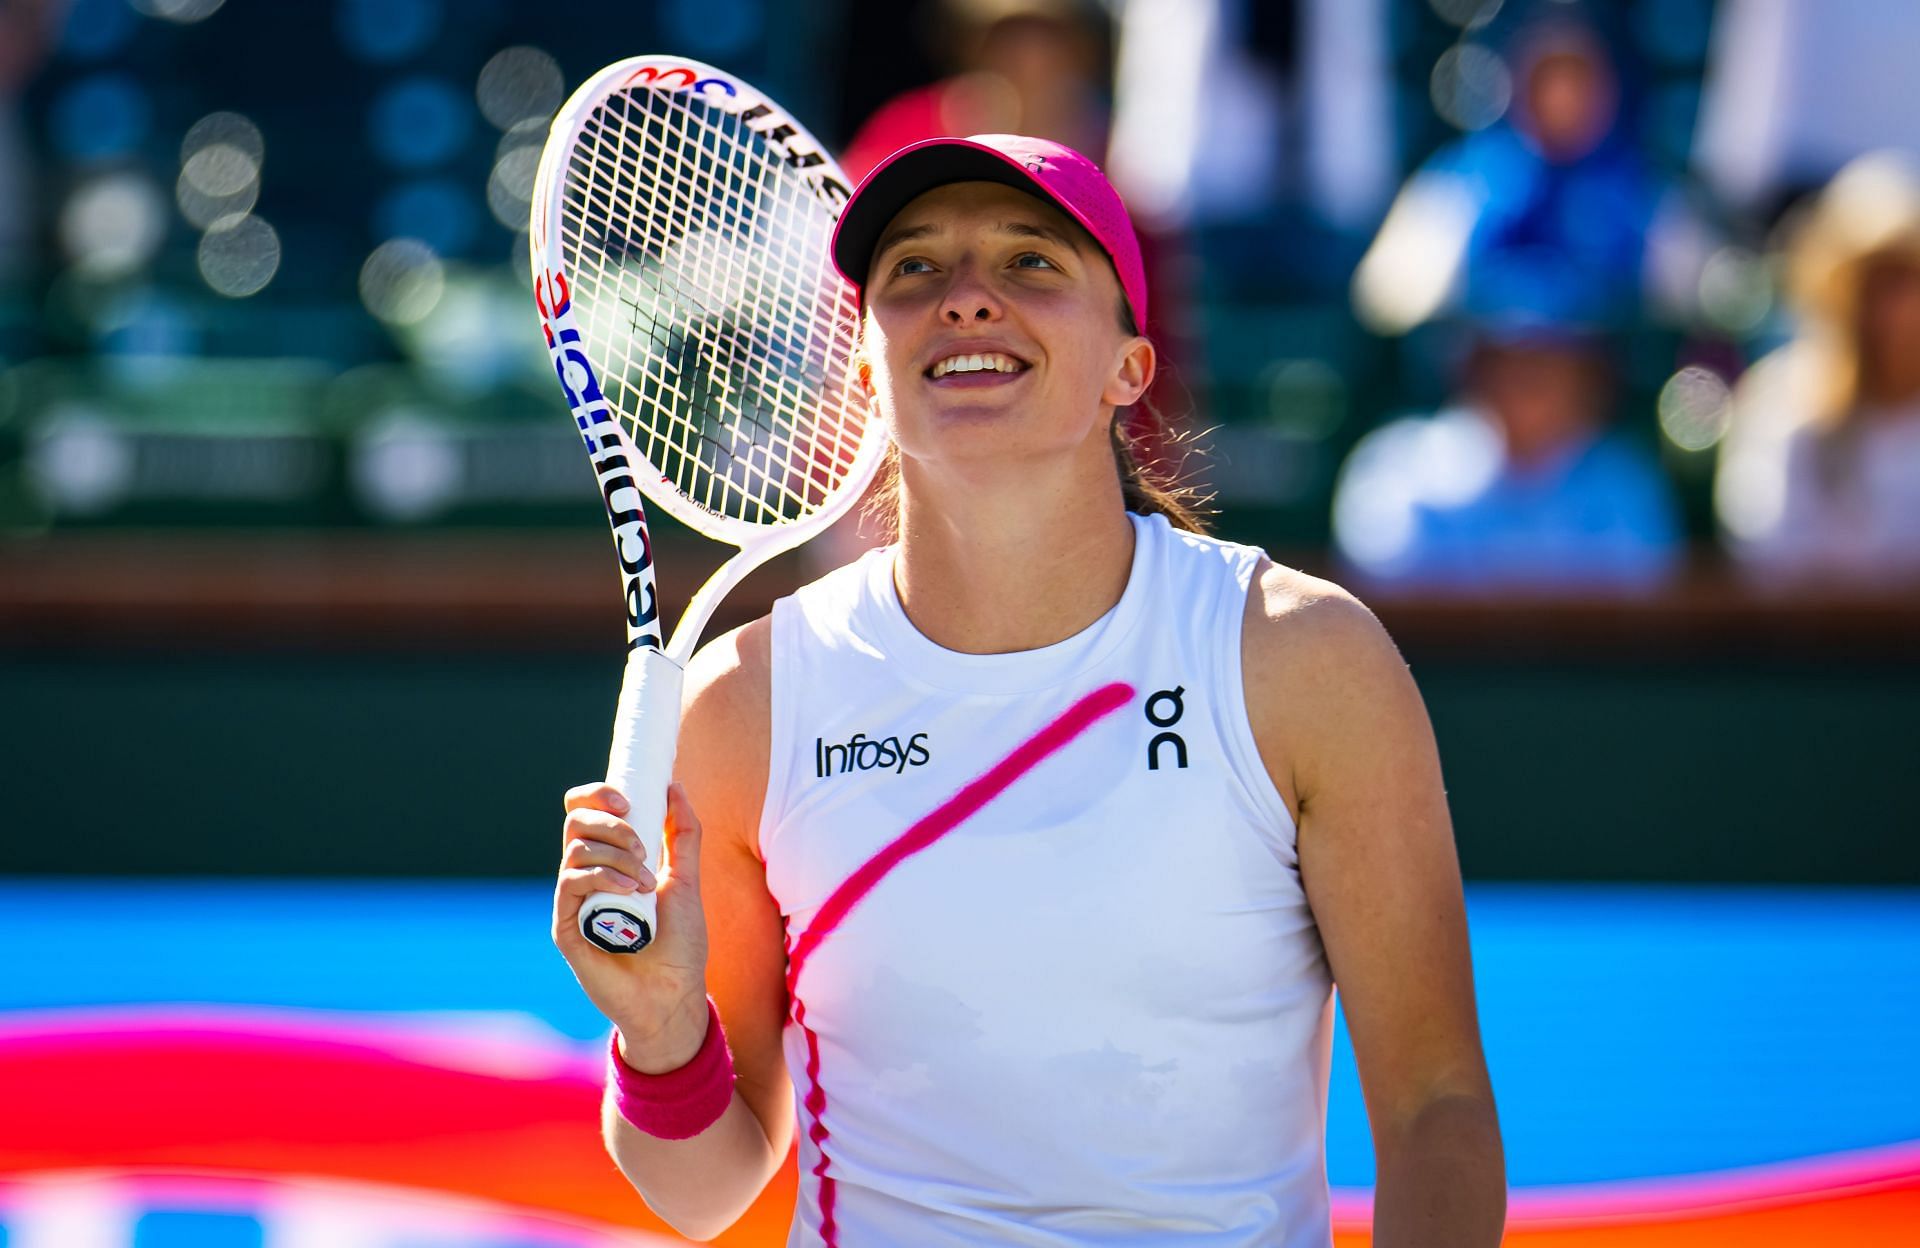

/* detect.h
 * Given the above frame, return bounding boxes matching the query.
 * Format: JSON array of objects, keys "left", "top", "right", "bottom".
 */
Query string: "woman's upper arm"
[
  {"left": 1244, "top": 568, "right": 1494, "bottom": 1138},
  {"left": 674, "top": 615, "right": 794, "bottom": 1158}
]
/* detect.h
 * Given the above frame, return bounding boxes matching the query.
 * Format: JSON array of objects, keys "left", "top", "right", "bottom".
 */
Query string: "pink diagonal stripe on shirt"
[
  {"left": 784, "top": 680, "right": 1134, "bottom": 1247},
  {"left": 786, "top": 680, "right": 1134, "bottom": 990}
]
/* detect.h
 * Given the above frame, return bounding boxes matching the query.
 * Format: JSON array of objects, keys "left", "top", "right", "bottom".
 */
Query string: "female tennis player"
[{"left": 552, "top": 134, "right": 1505, "bottom": 1246}]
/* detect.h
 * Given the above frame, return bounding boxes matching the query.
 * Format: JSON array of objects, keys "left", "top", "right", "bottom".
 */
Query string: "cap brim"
[{"left": 830, "top": 139, "right": 1071, "bottom": 289}]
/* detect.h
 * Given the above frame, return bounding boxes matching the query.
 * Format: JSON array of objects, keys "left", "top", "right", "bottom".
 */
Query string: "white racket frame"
[{"left": 531, "top": 55, "right": 886, "bottom": 953}]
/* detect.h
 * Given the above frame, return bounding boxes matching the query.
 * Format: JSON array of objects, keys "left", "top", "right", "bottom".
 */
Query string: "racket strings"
[
  {"left": 572, "top": 103, "right": 781, "bottom": 513},
  {"left": 560, "top": 87, "right": 866, "bottom": 527}
]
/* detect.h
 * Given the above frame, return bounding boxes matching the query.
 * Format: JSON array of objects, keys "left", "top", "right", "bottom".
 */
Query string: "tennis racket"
[{"left": 531, "top": 56, "right": 885, "bottom": 953}]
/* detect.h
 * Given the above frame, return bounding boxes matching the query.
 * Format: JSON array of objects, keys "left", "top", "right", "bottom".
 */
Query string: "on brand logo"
[{"left": 1145, "top": 686, "right": 1187, "bottom": 770}]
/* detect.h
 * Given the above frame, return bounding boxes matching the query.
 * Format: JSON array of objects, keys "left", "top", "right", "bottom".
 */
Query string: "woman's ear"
[
  {"left": 1103, "top": 336, "right": 1157, "bottom": 408},
  {"left": 853, "top": 312, "right": 880, "bottom": 398}
]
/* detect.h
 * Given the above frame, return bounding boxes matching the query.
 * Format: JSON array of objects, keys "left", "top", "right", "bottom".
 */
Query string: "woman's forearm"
[
  {"left": 603, "top": 1090, "right": 787, "bottom": 1242},
  {"left": 1369, "top": 1091, "right": 1506, "bottom": 1248}
]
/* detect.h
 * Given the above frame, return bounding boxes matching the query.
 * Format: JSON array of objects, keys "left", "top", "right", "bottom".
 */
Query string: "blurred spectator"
[
  {"left": 1107, "top": 0, "right": 1393, "bottom": 233},
  {"left": 1331, "top": 318, "right": 1681, "bottom": 591},
  {"left": 1335, "top": 13, "right": 1685, "bottom": 592},
  {"left": 1716, "top": 153, "right": 1920, "bottom": 583},
  {"left": 1353, "top": 19, "right": 1680, "bottom": 336},
  {"left": 1696, "top": 0, "right": 1920, "bottom": 222},
  {"left": 838, "top": 0, "right": 1108, "bottom": 183}
]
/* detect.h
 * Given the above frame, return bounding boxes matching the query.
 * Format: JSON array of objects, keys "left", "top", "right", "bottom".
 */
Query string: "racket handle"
[{"left": 581, "top": 645, "right": 686, "bottom": 954}]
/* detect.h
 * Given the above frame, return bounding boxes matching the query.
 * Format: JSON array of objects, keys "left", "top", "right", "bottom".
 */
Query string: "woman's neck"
[{"left": 891, "top": 457, "right": 1136, "bottom": 656}]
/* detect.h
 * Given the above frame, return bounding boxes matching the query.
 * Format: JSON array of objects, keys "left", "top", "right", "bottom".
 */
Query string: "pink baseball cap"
[{"left": 830, "top": 134, "right": 1149, "bottom": 331}]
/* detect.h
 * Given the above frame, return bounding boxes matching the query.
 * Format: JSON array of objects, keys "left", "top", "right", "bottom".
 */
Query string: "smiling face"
[{"left": 857, "top": 180, "right": 1153, "bottom": 480}]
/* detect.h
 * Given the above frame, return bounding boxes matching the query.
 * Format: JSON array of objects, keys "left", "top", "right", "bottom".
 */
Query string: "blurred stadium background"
[{"left": 1, "top": 0, "right": 1917, "bottom": 1244}]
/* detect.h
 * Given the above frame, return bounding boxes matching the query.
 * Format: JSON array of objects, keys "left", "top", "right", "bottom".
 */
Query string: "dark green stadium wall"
[{"left": 1, "top": 649, "right": 1914, "bottom": 883}]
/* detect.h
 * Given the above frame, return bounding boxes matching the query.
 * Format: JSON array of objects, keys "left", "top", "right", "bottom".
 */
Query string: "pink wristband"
[{"left": 607, "top": 998, "right": 736, "bottom": 1140}]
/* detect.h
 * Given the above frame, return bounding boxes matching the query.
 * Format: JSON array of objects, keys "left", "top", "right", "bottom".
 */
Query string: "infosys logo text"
[{"left": 814, "top": 731, "right": 931, "bottom": 778}]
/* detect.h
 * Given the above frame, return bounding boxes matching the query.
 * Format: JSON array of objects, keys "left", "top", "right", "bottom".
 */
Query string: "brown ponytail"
[{"left": 1111, "top": 394, "right": 1212, "bottom": 534}]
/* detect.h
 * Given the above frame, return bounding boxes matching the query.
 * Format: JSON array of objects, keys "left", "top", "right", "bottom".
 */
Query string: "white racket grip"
[{"left": 579, "top": 645, "right": 686, "bottom": 953}]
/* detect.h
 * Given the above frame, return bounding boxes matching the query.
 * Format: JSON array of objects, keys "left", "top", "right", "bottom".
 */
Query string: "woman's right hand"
[{"left": 553, "top": 781, "right": 713, "bottom": 1072}]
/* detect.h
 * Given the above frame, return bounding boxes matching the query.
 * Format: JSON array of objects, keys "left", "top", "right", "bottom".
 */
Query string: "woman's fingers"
[
  {"left": 659, "top": 782, "right": 703, "bottom": 895},
  {"left": 561, "top": 835, "right": 657, "bottom": 890},
  {"left": 550, "top": 781, "right": 712, "bottom": 1059},
  {"left": 562, "top": 806, "right": 644, "bottom": 856},
  {"left": 562, "top": 782, "right": 631, "bottom": 816},
  {"left": 557, "top": 864, "right": 647, "bottom": 896}
]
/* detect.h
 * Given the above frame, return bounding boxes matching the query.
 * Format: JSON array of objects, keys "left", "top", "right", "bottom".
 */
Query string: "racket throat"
[{"left": 591, "top": 449, "right": 666, "bottom": 653}]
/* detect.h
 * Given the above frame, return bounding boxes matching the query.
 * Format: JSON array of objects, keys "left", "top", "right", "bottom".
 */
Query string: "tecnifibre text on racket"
[{"left": 532, "top": 56, "right": 885, "bottom": 953}]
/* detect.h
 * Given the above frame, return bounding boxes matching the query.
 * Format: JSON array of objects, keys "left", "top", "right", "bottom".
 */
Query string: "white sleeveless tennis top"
[{"left": 761, "top": 511, "right": 1335, "bottom": 1247}]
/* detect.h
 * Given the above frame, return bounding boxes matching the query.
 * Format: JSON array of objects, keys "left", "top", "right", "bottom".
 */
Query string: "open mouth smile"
[{"left": 925, "top": 351, "right": 1031, "bottom": 386}]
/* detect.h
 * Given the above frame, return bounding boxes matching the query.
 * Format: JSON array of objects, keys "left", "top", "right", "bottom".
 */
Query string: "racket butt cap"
[{"left": 583, "top": 901, "right": 654, "bottom": 953}]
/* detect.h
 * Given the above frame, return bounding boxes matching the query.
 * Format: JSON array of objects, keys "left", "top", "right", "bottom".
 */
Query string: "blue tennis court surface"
[{"left": 1, "top": 880, "right": 1915, "bottom": 1187}]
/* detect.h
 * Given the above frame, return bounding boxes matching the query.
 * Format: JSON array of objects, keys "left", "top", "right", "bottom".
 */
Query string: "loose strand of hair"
[{"left": 1112, "top": 396, "right": 1214, "bottom": 534}]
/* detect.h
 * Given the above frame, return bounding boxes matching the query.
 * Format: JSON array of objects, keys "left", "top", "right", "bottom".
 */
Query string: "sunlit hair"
[
  {"left": 1784, "top": 150, "right": 1920, "bottom": 429},
  {"left": 860, "top": 293, "right": 1211, "bottom": 539}
]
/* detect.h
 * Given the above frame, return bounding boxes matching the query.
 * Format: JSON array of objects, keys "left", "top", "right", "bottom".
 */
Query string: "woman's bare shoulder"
[
  {"left": 1243, "top": 558, "right": 1394, "bottom": 667},
  {"left": 1241, "top": 559, "right": 1420, "bottom": 805},
  {"left": 684, "top": 615, "right": 773, "bottom": 717}
]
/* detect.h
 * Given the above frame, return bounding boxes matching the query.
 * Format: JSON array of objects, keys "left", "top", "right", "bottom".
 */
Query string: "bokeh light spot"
[
  {"left": 177, "top": 116, "right": 268, "bottom": 231},
  {"left": 59, "top": 0, "right": 138, "bottom": 59},
  {"left": 476, "top": 47, "right": 564, "bottom": 131},
  {"left": 1657, "top": 366, "right": 1733, "bottom": 453},
  {"left": 337, "top": 0, "right": 441, "bottom": 63},
  {"left": 182, "top": 143, "right": 259, "bottom": 198},
  {"left": 355, "top": 416, "right": 462, "bottom": 522},
  {"left": 130, "top": 0, "right": 229, "bottom": 23},
  {"left": 49, "top": 74, "right": 151, "bottom": 163},
  {"left": 494, "top": 117, "right": 547, "bottom": 166},
  {"left": 197, "top": 215, "right": 282, "bottom": 298},
  {"left": 1432, "top": 43, "right": 1512, "bottom": 132},
  {"left": 1699, "top": 246, "right": 1774, "bottom": 335},
  {"left": 30, "top": 411, "right": 133, "bottom": 516},
  {"left": 60, "top": 174, "right": 167, "bottom": 278},
  {"left": 1428, "top": 0, "right": 1503, "bottom": 31},
  {"left": 182, "top": 111, "right": 265, "bottom": 165},
  {"left": 360, "top": 239, "right": 447, "bottom": 325},
  {"left": 486, "top": 145, "right": 541, "bottom": 231},
  {"left": 369, "top": 78, "right": 472, "bottom": 169},
  {"left": 176, "top": 166, "right": 260, "bottom": 230}
]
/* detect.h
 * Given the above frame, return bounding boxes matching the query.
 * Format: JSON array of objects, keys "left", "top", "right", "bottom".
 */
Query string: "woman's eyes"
[{"left": 891, "top": 252, "right": 1057, "bottom": 277}]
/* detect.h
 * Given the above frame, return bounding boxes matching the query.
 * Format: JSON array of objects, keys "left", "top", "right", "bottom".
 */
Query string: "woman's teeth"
[{"left": 930, "top": 353, "right": 1022, "bottom": 379}]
